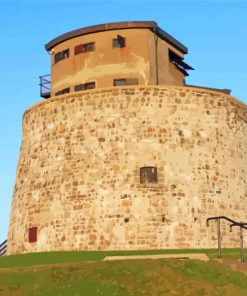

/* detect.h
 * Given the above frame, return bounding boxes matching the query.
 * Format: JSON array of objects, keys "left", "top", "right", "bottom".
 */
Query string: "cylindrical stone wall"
[{"left": 7, "top": 86, "right": 247, "bottom": 254}]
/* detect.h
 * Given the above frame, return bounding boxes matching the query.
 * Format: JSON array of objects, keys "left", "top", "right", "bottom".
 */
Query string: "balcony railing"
[{"left": 39, "top": 74, "right": 51, "bottom": 99}]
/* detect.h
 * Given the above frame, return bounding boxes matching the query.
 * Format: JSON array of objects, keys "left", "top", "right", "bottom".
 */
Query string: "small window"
[
  {"left": 74, "top": 42, "right": 95, "bottom": 55},
  {"left": 28, "top": 227, "right": 37, "bottom": 243},
  {"left": 169, "top": 49, "right": 182, "bottom": 64},
  {"left": 74, "top": 84, "right": 84, "bottom": 92},
  {"left": 84, "top": 82, "right": 95, "bottom": 90},
  {"left": 140, "top": 167, "right": 158, "bottom": 184},
  {"left": 61, "top": 87, "right": 70, "bottom": 94},
  {"left": 55, "top": 87, "right": 70, "bottom": 96},
  {"left": 74, "top": 82, "right": 95, "bottom": 92},
  {"left": 114, "top": 79, "right": 127, "bottom": 86},
  {"left": 114, "top": 78, "right": 138, "bottom": 86},
  {"left": 74, "top": 44, "right": 84, "bottom": 55},
  {"left": 113, "top": 35, "right": 125, "bottom": 48},
  {"left": 84, "top": 42, "right": 95, "bottom": 52},
  {"left": 54, "top": 49, "right": 69, "bottom": 63}
]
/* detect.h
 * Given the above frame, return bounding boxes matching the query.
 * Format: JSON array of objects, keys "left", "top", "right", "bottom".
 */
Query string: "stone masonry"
[{"left": 7, "top": 85, "right": 247, "bottom": 254}]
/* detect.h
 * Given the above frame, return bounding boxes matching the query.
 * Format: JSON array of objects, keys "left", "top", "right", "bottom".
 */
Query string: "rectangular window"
[
  {"left": 114, "top": 78, "right": 138, "bottom": 86},
  {"left": 55, "top": 87, "right": 70, "bottom": 96},
  {"left": 54, "top": 49, "right": 69, "bottom": 63},
  {"left": 114, "top": 79, "right": 127, "bottom": 86},
  {"left": 113, "top": 35, "right": 125, "bottom": 48},
  {"left": 140, "top": 167, "right": 158, "bottom": 184},
  {"left": 61, "top": 87, "right": 70, "bottom": 94},
  {"left": 74, "top": 82, "right": 95, "bottom": 91},
  {"left": 74, "top": 44, "right": 84, "bottom": 55},
  {"left": 74, "top": 42, "right": 95, "bottom": 55},
  {"left": 28, "top": 227, "right": 37, "bottom": 243},
  {"left": 84, "top": 82, "right": 95, "bottom": 90},
  {"left": 83, "top": 42, "right": 95, "bottom": 52},
  {"left": 74, "top": 84, "right": 84, "bottom": 91}
]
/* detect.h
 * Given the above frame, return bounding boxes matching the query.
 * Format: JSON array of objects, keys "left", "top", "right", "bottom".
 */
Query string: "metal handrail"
[
  {"left": 206, "top": 216, "right": 247, "bottom": 228},
  {"left": 206, "top": 216, "right": 247, "bottom": 259},
  {"left": 230, "top": 223, "right": 247, "bottom": 262},
  {"left": 229, "top": 222, "right": 247, "bottom": 232}
]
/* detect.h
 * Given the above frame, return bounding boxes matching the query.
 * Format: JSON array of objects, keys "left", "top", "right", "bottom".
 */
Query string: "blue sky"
[{"left": 0, "top": 0, "right": 246, "bottom": 243}]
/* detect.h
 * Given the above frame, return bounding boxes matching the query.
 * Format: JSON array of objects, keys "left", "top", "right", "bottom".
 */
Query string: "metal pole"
[
  {"left": 240, "top": 226, "right": 244, "bottom": 263},
  {"left": 217, "top": 218, "right": 222, "bottom": 258}
]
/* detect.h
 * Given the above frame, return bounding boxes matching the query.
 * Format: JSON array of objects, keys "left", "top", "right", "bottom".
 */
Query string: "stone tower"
[{"left": 7, "top": 21, "right": 247, "bottom": 255}]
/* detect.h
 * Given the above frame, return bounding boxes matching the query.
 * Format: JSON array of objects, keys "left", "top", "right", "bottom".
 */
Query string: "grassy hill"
[{"left": 0, "top": 249, "right": 246, "bottom": 296}]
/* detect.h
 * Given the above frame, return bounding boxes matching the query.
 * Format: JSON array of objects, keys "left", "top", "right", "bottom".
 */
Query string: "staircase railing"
[
  {"left": 0, "top": 240, "right": 7, "bottom": 256},
  {"left": 206, "top": 216, "right": 247, "bottom": 259},
  {"left": 230, "top": 222, "right": 247, "bottom": 262}
]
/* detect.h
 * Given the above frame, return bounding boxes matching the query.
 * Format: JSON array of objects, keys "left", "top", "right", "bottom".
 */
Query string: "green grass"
[
  {"left": 0, "top": 249, "right": 246, "bottom": 296},
  {"left": 0, "top": 248, "right": 245, "bottom": 269},
  {"left": 0, "top": 258, "right": 247, "bottom": 296}
]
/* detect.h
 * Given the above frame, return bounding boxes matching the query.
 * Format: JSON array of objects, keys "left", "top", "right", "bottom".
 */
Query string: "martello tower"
[{"left": 8, "top": 21, "right": 247, "bottom": 255}]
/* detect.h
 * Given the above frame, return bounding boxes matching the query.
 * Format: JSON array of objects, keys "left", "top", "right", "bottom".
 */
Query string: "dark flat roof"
[
  {"left": 45, "top": 21, "right": 188, "bottom": 54},
  {"left": 186, "top": 84, "right": 231, "bottom": 95}
]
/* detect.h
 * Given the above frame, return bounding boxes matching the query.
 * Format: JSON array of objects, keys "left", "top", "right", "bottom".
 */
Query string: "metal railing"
[
  {"left": 0, "top": 240, "right": 7, "bottom": 256},
  {"left": 230, "top": 222, "right": 247, "bottom": 262},
  {"left": 39, "top": 74, "right": 51, "bottom": 99},
  {"left": 206, "top": 216, "right": 247, "bottom": 261}
]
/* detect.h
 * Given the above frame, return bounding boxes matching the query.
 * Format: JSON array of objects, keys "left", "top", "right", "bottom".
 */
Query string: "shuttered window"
[{"left": 28, "top": 227, "right": 37, "bottom": 243}]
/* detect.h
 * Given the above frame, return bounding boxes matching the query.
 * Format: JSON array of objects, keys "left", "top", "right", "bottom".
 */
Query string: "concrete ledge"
[
  {"left": 103, "top": 253, "right": 209, "bottom": 262},
  {"left": 24, "top": 84, "right": 246, "bottom": 118}
]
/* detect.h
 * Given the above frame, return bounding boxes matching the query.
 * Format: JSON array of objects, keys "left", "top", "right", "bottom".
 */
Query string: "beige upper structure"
[{"left": 44, "top": 21, "right": 193, "bottom": 97}]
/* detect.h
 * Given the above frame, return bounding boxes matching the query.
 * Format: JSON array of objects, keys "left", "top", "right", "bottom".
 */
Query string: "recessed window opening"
[
  {"left": 74, "top": 82, "right": 95, "bottom": 91},
  {"left": 114, "top": 78, "right": 138, "bottom": 86},
  {"left": 113, "top": 35, "right": 125, "bottom": 48},
  {"left": 168, "top": 49, "right": 193, "bottom": 76},
  {"left": 74, "top": 84, "right": 84, "bottom": 92},
  {"left": 28, "top": 227, "right": 37, "bottom": 243},
  {"left": 74, "top": 42, "right": 95, "bottom": 55},
  {"left": 54, "top": 49, "right": 69, "bottom": 63},
  {"left": 84, "top": 82, "right": 96, "bottom": 90},
  {"left": 55, "top": 87, "right": 70, "bottom": 96},
  {"left": 140, "top": 167, "right": 158, "bottom": 184},
  {"left": 114, "top": 79, "right": 127, "bottom": 86}
]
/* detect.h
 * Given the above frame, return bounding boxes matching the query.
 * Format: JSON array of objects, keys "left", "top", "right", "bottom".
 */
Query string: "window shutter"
[
  {"left": 74, "top": 45, "right": 84, "bottom": 55},
  {"left": 28, "top": 227, "right": 37, "bottom": 243}
]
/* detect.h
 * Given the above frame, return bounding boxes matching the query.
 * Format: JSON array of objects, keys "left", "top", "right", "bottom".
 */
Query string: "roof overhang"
[{"left": 45, "top": 21, "right": 188, "bottom": 54}]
